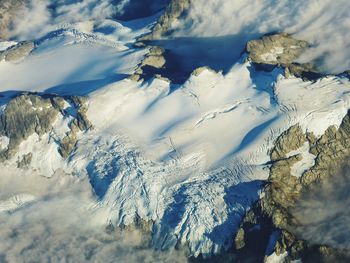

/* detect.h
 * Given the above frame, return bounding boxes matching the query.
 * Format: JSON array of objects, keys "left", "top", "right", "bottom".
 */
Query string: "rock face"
[
  {"left": 246, "top": 33, "right": 321, "bottom": 80},
  {"left": 234, "top": 111, "right": 350, "bottom": 262},
  {"left": 129, "top": 46, "right": 167, "bottom": 82},
  {"left": 0, "top": 94, "right": 92, "bottom": 162},
  {"left": 247, "top": 33, "right": 309, "bottom": 66},
  {"left": 0, "top": 41, "right": 35, "bottom": 62},
  {"left": 139, "top": 0, "right": 191, "bottom": 40},
  {"left": 0, "top": 94, "right": 60, "bottom": 161},
  {"left": 58, "top": 96, "right": 92, "bottom": 159},
  {"left": 0, "top": 0, "right": 25, "bottom": 40},
  {"left": 17, "top": 152, "right": 33, "bottom": 168}
]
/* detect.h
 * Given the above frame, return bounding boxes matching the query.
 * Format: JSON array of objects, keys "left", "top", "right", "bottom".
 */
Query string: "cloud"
[
  {"left": 7, "top": 0, "right": 118, "bottom": 40},
  {"left": 6, "top": 0, "right": 169, "bottom": 41},
  {"left": 172, "top": 0, "right": 350, "bottom": 74},
  {"left": 0, "top": 172, "right": 188, "bottom": 263},
  {"left": 289, "top": 160, "right": 350, "bottom": 249},
  {"left": 4, "top": 0, "right": 350, "bottom": 72}
]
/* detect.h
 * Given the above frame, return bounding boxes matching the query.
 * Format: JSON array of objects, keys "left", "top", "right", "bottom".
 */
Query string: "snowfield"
[{"left": 1, "top": 2, "right": 350, "bottom": 261}]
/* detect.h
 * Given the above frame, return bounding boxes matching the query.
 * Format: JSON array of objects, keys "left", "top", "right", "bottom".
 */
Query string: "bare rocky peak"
[
  {"left": 139, "top": 0, "right": 191, "bottom": 41},
  {"left": 247, "top": 33, "right": 309, "bottom": 65},
  {"left": 0, "top": 0, "right": 26, "bottom": 40},
  {"left": 0, "top": 41, "right": 35, "bottom": 62},
  {"left": 246, "top": 33, "right": 322, "bottom": 80},
  {"left": 234, "top": 111, "right": 350, "bottom": 262},
  {"left": 129, "top": 46, "right": 167, "bottom": 82},
  {"left": 0, "top": 94, "right": 92, "bottom": 163}
]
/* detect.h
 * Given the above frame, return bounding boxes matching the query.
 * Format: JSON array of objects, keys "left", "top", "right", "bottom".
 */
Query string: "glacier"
[{"left": 1, "top": 1, "right": 350, "bottom": 262}]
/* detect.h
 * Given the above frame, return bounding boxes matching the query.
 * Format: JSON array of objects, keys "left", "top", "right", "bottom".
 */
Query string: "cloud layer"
[
  {"left": 290, "top": 161, "right": 350, "bottom": 249},
  {"left": 6, "top": 0, "right": 350, "bottom": 73},
  {"left": 0, "top": 172, "right": 188, "bottom": 263},
  {"left": 173, "top": 0, "right": 350, "bottom": 73}
]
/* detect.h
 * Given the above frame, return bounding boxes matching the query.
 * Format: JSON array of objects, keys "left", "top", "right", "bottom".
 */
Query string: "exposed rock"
[
  {"left": 0, "top": 94, "right": 92, "bottom": 162},
  {"left": 270, "top": 124, "right": 306, "bottom": 161},
  {"left": 246, "top": 33, "right": 322, "bottom": 81},
  {"left": 264, "top": 154, "right": 303, "bottom": 228},
  {"left": 69, "top": 96, "right": 93, "bottom": 131},
  {"left": 0, "top": 94, "right": 60, "bottom": 160},
  {"left": 57, "top": 97, "right": 92, "bottom": 159},
  {"left": 191, "top": 66, "right": 217, "bottom": 77},
  {"left": 235, "top": 110, "right": 350, "bottom": 262},
  {"left": 139, "top": 0, "right": 191, "bottom": 41},
  {"left": 0, "top": 41, "right": 35, "bottom": 62},
  {"left": 58, "top": 131, "right": 77, "bottom": 159},
  {"left": 120, "top": 214, "right": 154, "bottom": 234},
  {"left": 301, "top": 113, "right": 350, "bottom": 185},
  {"left": 234, "top": 228, "right": 245, "bottom": 250},
  {"left": 247, "top": 33, "right": 308, "bottom": 66},
  {"left": 0, "top": 0, "right": 25, "bottom": 40},
  {"left": 129, "top": 46, "right": 167, "bottom": 82},
  {"left": 17, "top": 152, "right": 33, "bottom": 169}
]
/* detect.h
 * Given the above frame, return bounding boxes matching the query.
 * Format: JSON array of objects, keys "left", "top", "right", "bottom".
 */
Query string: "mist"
[
  {"left": 6, "top": 0, "right": 168, "bottom": 40},
  {"left": 290, "top": 161, "right": 350, "bottom": 250},
  {"left": 6, "top": 0, "right": 350, "bottom": 73},
  {"left": 173, "top": 0, "right": 350, "bottom": 74},
  {"left": 0, "top": 172, "right": 189, "bottom": 263}
]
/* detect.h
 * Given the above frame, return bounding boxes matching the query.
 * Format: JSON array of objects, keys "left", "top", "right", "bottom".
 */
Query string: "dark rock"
[
  {"left": 246, "top": 33, "right": 322, "bottom": 81},
  {"left": 138, "top": 0, "right": 191, "bottom": 41},
  {"left": 17, "top": 152, "right": 33, "bottom": 168},
  {"left": 0, "top": 41, "right": 35, "bottom": 62},
  {"left": 0, "top": 94, "right": 59, "bottom": 160}
]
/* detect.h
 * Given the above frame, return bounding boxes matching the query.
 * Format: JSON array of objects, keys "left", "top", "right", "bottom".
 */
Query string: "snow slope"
[
  {"left": 1, "top": 2, "right": 350, "bottom": 260},
  {"left": 78, "top": 61, "right": 350, "bottom": 256}
]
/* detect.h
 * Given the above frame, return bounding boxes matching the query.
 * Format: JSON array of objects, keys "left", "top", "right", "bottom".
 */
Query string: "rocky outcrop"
[
  {"left": 0, "top": 0, "right": 25, "bottom": 40},
  {"left": 0, "top": 41, "right": 35, "bottom": 62},
  {"left": 17, "top": 152, "right": 33, "bottom": 168},
  {"left": 0, "top": 94, "right": 92, "bottom": 163},
  {"left": 138, "top": 0, "right": 191, "bottom": 41},
  {"left": 270, "top": 125, "right": 307, "bottom": 161},
  {"left": 191, "top": 66, "right": 217, "bottom": 77},
  {"left": 58, "top": 96, "right": 92, "bottom": 159},
  {"left": 247, "top": 33, "right": 308, "bottom": 66},
  {"left": 246, "top": 33, "right": 322, "bottom": 81},
  {"left": 234, "top": 111, "right": 350, "bottom": 262},
  {"left": 0, "top": 94, "right": 60, "bottom": 161},
  {"left": 129, "top": 46, "right": 167, "bottom": 82}
]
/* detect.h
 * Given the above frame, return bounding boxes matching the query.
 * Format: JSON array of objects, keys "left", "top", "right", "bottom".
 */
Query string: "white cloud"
[
  {"left": 8, "top": 0, "right": 119, "bottom": 40},
  {"left": 173, "top": 0, "right": 350, "bottom": 73},
  {"left": 290, "top": 161, "right": 350, "bottom": 249},
  {"left": 0, "top": 172, "right": 188, "bottom": 263}
]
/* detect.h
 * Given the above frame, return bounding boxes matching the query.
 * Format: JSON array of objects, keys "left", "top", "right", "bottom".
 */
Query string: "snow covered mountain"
[{"left": 1, "top": 1, "right": 350, "bottom": 262}]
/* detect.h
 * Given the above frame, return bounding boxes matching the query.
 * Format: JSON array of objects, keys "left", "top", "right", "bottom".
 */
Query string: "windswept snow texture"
[
  {"left": 1, "top": 0, "right": 350, "bottom": 261},
  {"left": 173, "top": 0, "right": 350, "bottom": 73}
]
